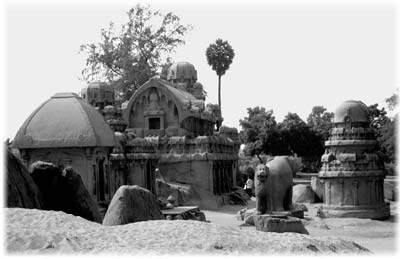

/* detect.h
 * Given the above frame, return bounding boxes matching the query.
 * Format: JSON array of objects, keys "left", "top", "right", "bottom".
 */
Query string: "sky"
[{"left": 1, "top": 0, "right": 398, "bottom": 140}]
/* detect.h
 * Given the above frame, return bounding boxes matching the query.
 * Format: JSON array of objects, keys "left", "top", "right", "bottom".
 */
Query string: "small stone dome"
[
  {"left": 333, "top": 100, "right": 369, "bottom": 124},
  {"left": 167, "top": 62, "right": 197, "bottom": 81},
  {"left": 13, "top": 92, "right": 116, "bottom": 148}
]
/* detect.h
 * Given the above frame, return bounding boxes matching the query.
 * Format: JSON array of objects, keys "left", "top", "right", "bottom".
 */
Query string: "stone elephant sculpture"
[{"left": 255, "top": 156, "right": 299, "bottom": 214}]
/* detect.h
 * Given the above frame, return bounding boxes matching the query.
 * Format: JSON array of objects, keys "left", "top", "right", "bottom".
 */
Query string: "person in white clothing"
[{"left": 244, "top": 175, "right": 254, "bottom": 197}]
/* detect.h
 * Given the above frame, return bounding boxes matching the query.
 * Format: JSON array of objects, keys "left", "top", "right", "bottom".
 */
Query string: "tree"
[
  {"left": 239, "top": 107, "right": 280, "bottom": 162},
  {"left": 371, "top": 94, "right": 398, "bottom": 164},
  {"left": 306, "top": 106, "right": 334, "bottom": 140},
  {"left": 367, "top": 103, "right": 388, "bottom": 130},
  {"left": 279, "top": 112, "right": 324, "bottom": 158},
  {"left": 279, "top": 112, "right": 306, "bottom": 130},
  {"left": 378, "top": 115, "right": 396, "bottom": 163},
  {"left": 240, "top": 109, "right": 325, "bottom": 171},
  {"left": 205, "top": 39, "right": 235, "bottom": 130},
  {"left": 80, "top": 4, "right": 192, "bottom": 103},
  {"left": 366, "top": 97, "right": 397, "bottom": 164},
  {"left": 385, "top": 92, "right": 398, "bottom": 111}
]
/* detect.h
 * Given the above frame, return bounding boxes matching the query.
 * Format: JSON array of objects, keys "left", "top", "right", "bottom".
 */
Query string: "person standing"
[{"left": 244, "top": 175, "right": 254, "bottom": 197}]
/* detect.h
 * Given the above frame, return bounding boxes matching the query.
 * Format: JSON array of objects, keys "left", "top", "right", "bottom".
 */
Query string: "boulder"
[
  {"left": 30, "top": 161, "right": 61, "bottom": 210},
  {"left": 244, "top": 208, "right": 257, "bottom": 225},
  {"left": 310, "top": 177, "right": 324, "bottom": 202},
  {"left": 103, "top": 185, "right": 164, "bottom": 226},
  {"left": 292, "top": 184, "right": 316, "bottom": 204},
  {"left": 6, "top": 147, "right": 43, "bottom": 209},
  {"left": 236, "top": 208, "right": 248, "bottom": 221},
  {"left": 253, "top": 215, "right": 309, "bottom": 234},
  {"left": 30, "top": 161, "right": 102, "bottom": 223},
  {"left": 195, "top": 211, "right": 207, "bottom": 222},
  {"left": 228, "top": 187, "right": 249, "bottom": 205},
  {"left": 57, "top": 167, "right": 103, "bottom": 223}
]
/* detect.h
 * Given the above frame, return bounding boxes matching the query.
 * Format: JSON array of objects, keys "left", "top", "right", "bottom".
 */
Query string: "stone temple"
[
  {"left": 13, "top": 61, "right": 240, "bottom": 209},
  {"left": 318, "top": 100, "right": 390, "bottom": 219}
]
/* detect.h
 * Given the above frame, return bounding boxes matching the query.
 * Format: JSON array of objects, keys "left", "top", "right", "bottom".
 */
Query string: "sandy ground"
[
  {"left": 5, "top": 206, "right": 372, "bottom": 255},
  {"left": 203, "top": 198, "right": 398, "bottom": 255}
]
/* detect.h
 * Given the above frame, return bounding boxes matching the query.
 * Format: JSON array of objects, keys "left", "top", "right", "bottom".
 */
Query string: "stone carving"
[
  {"left": 255, "top": 156, "right": 298, "bottom": 214},
  {"left": 318, "top": 100, "right": 390, "bottom": 219},
  {"left": 255, "top": 164, "right": 270, "bottom": 214},
  {"left": 13, "top": 61, "right": 241, "bottom": 211}
]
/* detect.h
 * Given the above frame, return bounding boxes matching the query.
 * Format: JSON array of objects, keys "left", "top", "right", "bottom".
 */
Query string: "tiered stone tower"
[{"left": 318, "top": 100, "right": 390, "bottom": 219}]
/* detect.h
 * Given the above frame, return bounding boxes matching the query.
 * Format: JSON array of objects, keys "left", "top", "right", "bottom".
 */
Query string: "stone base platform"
[
  {"left": 319, "top": 203, "right": 390, "bottom": 220},
  {"left": 253, "top": 214, "right": 309, "bottom": 234},
  {"left": 161, "top": 206, "right": 206, "bottom": 221}
]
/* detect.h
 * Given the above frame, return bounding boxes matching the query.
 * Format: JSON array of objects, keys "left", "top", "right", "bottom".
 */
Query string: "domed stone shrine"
[
  {"left": 13, "top": 92, "right": 117, "bottom": 202},
  {"left": 318, "top": 100, "right": 390, "bottom": 219},
  {"left": 13, "top": 62, "right": 240, "bottom": 209}
]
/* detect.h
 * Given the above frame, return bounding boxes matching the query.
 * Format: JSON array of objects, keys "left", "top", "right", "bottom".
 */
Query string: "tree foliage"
[
  {"left": 205, "top": 39, "right": 235, "bottom": 129},
  {"left": 369, "top": 93, "right": 398, "bottom": 163},
  {"left": 367, "top": 103, "right": 388, "bottom": 130},
  {"left": 206, "top": 39, "right": 235, "bottom": 77},
  {"left": 239, "top": 95, "right": 397, "bottom": 171},
  {"left": 239, "top": 108, "right": 325, "bottom": 167},
  {"left": 385, "top": 92, "right": 398, "bottom": 111},
  {"left": 239, "top": 107, "right": 278, "bottom": 161},
  {"left": 80, "top": 4, "right": 192, "bottom": 102},
  {"left": 278, "top": 113, "right": 324, "bottom": 159},
  {"left": 306, "top": 106, "right": 334, "bottom": 140}
]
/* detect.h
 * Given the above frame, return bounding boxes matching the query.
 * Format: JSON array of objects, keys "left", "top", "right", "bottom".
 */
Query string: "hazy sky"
[{"left": 2, "top": 0, "right": 397, "bottom": 140}]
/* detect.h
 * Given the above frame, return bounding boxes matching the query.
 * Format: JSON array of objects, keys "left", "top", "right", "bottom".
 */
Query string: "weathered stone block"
[
  {"left": 310, "top": 176, "right": 324, "bottom": 202},
  {"left": 253, "top": 215, "right": 309, "bottom": 234},
  {"left": 293, "top": 184, "right": 316, "bottom": 204},
  {"left": 103, "top": 185, "right": 163, "bottom": 226}
]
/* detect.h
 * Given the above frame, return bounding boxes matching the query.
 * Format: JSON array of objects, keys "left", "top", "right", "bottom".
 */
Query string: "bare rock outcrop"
[
  {"left": 30, "top": 161, "right": 102, "bottom": 223},
  {"left": 6, "top": 147, "right": 43, "bottom": 209},
  {"left": 103, "top": 185, "right": 164, "bottom": 226}
]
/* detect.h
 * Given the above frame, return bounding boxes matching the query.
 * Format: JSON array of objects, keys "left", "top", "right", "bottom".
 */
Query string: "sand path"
[{"left": 203, "top": 198, "right": 397, "bottom": 254}]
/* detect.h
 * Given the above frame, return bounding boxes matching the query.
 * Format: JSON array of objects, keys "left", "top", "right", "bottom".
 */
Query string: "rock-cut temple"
[{"left": 13, "top": 62, "right": 241, "bottom": 209}]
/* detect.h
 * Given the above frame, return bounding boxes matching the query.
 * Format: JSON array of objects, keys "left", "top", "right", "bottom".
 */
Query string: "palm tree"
[{"left": 206, "top": 39, "right": 235, "bottom": 130}]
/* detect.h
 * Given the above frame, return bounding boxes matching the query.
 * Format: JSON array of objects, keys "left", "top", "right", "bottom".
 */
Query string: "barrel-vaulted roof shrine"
[{"left": 13, "top": 62, "right": 241, "bottom": 208}]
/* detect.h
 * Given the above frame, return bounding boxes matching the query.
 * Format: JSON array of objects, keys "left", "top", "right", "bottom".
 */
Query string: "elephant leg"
[
  {"left": 283, "top": 186, "right": 293, "bottom": 211},
  {"left": 256, "top": 194, "right": 267, "bottom": 215}
]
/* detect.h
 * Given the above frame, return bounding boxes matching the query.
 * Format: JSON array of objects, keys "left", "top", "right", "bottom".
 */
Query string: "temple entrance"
[{"left": 213, "top": 161, "right": 233, "bottom": 195}]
